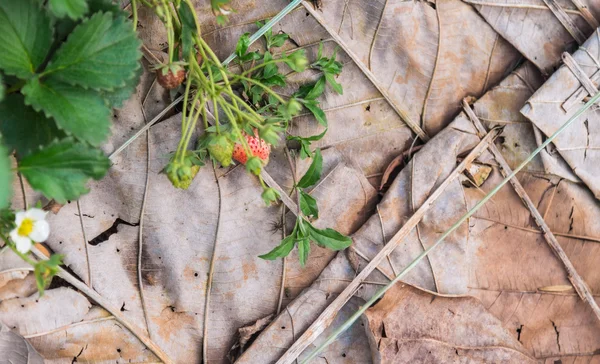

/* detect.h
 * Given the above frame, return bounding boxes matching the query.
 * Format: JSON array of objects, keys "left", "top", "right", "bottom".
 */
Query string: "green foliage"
[
  {"left": 299, "top": 190, "right": 318, "bottom": 218},
  {"left": 256, "top": 20, "right": 288, "bottom": 49},
  {"left": 48, "top": 0, "right": 88, "bottom": 20},
  {"left": 0, "top": 94, "right": 64, "bottom": 157},
  {"left": 0, "top": 0, "right": 141, "bottom": 206},
  {"left": 22, "top": 77, "right": 111, "bottom": 146},
  {"left": 260, "top": 146, "right": 351, "bottom": 265},
  {"left": 287, "top": 130, "right": 326, "bottom": 159},
  {"left": 296, "top": 148, "right": 323, "bottom": 188},
  {"left": 307, "top": 225, "right": 352, "bottom": 250},
  {"left": 0, "top": 142, "right": 12, "bottom": 209},
  {"left": 0, "top": 0, "right": 53, "bottom": 79},
  {"left": 17, "top": 138, "right": 111, "bottom": 203},
  {"left": 43, "top": 12, "right": 142, "bottom": 91}
]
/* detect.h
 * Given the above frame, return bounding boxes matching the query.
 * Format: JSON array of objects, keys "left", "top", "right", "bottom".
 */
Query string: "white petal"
[
  {"left": 26, "top": 208, "right": 47, "bottom": 222},
  {"left": 29, "top": 220, "right": 50, "bottom": 242},
  {"left": 15, "top": 211, "right": 26, "bottom": 226},
  {"left": 9, "top": 228, "right": 20, "bottom": 242},
  {"left": 13, "top": 235, "right": 32, "bottom": 254}
]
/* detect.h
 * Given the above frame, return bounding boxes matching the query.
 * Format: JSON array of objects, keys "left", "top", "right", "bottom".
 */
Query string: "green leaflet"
[
  {"left": 296, "top": 148, "right": 323, "bottom": 188},
  {"left": 0, "top": 94, "right": 64, "bottom": 157},
  {"left": 18, "top": 138, "right": 110, "bottom": 203},
  {"left": 0, "top": 0, "right": 53, "bottom": 79},
  {"left": 43, "top": 12, "right": 142, "bottom": 91},
  {"left": 0, "top": 74, "right": 4, "bottom": 102},
  {"left": 297, "top": 237, "right": 310, "bottom": 267},
  {"left": 0, "top": 141, "right": 12, "bottom": 209},
  {"left": 299, "top": 190, "right": 319, "bottom": 218},
  {"left": 258, "top": 235, "right": 295, "bottom": 260},
  {"left": 48, "top": 0, "right": 88, "bottom": 20},
  {"left": 22, "top": 77, "right": 111, "bottom": 146},
  {"left": 307, "top": 224, "right": 352, "bottom": 250}
]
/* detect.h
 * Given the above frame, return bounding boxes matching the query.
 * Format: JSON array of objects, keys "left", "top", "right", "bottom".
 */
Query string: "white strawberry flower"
[{"left": 9, "top": 208, "right": 50, "bottom": 254}]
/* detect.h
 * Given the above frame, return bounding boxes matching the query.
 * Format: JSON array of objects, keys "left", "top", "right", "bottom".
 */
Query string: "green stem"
[
  {"left": 180, "top": 94, "right": 205, "bottom": 163},
  {"left": 131, "top": 0, "right": 138, "bottom": 31},
  {"left": 300, "top": 90, "right": 600, "bottom": 363}
]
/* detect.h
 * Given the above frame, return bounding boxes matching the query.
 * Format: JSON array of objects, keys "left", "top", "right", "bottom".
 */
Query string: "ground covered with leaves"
[{"left": 2, "top": 0, "right": 600, "bottom": 363}]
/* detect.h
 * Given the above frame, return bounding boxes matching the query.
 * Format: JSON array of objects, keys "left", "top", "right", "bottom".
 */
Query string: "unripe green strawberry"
[
  {"left": 232, "top": 130, "right": 271, "bottom": 165},
  {"left": 207, "top": 134, "right": 234, "bottom": 167}
]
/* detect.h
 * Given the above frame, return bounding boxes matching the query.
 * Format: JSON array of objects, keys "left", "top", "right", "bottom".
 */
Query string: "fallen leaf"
[
  {"left": 0, "top": 323, "right": 44, "bottom": 364},
  {"left": 363, "top": 283, "right": 535, "bottom": 363}
]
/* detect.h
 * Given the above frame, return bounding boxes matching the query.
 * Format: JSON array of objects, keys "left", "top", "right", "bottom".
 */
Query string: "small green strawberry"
[{"left": 207, "top": 134, "right": 234, "bottom": 167}]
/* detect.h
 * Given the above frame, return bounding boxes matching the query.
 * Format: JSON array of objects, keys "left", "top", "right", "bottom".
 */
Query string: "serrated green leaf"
[
  {"left": 101, "top": 61, "right": 142, "bottom": 108},
  {"left": 18, "top": 138, "right": 110, "bottom": 203},
  {"left": 44, "top": 12, "right": 141, "bottom": 91},
  {"left": 303, "top": 100, "right": 327, "bottom": 126},
  {"left": 307, "top": 224, "right": 352, "bottom": 250},
  {"left": 23, "top": 77, "right": 111, "bottom": 146},
  {"left": 296, "top": 148, "right": 322, "bottom": 189},
  {"left": 0, "top": 0, "right": 53, "bottom": 79},
  {"left": 258, "top": 235, "right": 295, "bottom": 260},
  {"left": 0, "top": 141, "right": 13, "bottom": 209},
  {"left": 299, "top": 190, "right": 319, "bottom": 218},
  {"left": 297, "top": 237, "right": 310, "bottom": 267},
  {"left": 49, "top": 0, "right": 89, "bottom": 20},
  {"left": 0, "top": 94, "right": 64, "bottom": 157}
]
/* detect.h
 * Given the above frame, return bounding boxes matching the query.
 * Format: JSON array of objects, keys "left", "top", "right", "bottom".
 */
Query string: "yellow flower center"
[{"left": 18, "top": 218, "right": 34, "bottom": 237}]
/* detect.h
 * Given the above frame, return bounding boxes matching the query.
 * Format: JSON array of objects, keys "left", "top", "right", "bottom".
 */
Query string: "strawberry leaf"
[
  {"left": 43, "top": 12, "right": 141, "bottom": 91},
  {"left": 0, "top": 141, "right": 12, "bottom": 209},
  {"left": 17, "top": 138, "right": 110, "bottom": 203},
  {"left": 0, "top": 94, "right": 64, "bottom": 157},
  {"left": 101, "top": 62, "right": 143, "bottom": 108},
  {"left": 258, "top": 235, "right": 295, "bottom": 260},
  {"left": 296, "top": 148, "right": 323, "bottom": 188},
  {"left": 299, "top": 190, "right": 319, "bottom": 218},
  {"left": 22, "top": 77, "right": 111, "bottom": 146},
  {"left": 49, "top": 0, "right": 89, "bottom": 20},
  {"left": 0, "top": 0, "right": 53, "bottom": 79},
  {"left": 307, "top": 224, "right": 352, "bottom": 251}
]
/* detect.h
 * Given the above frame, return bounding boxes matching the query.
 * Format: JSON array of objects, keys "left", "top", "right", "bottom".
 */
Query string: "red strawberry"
[
  {"left": 232, "top": 130, "right": 271, "bottom": 165},
  {"left": 157, "top": 65, "right": 185, "bottom": 89}
]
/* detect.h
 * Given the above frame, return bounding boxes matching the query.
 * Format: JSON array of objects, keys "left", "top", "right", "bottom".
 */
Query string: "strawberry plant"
[
  {"left": 139, "top": 0, "right": 352, "bottom": 265},
  {"left": 0, "top": 0, "right": 142, "bottom": 293}
]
